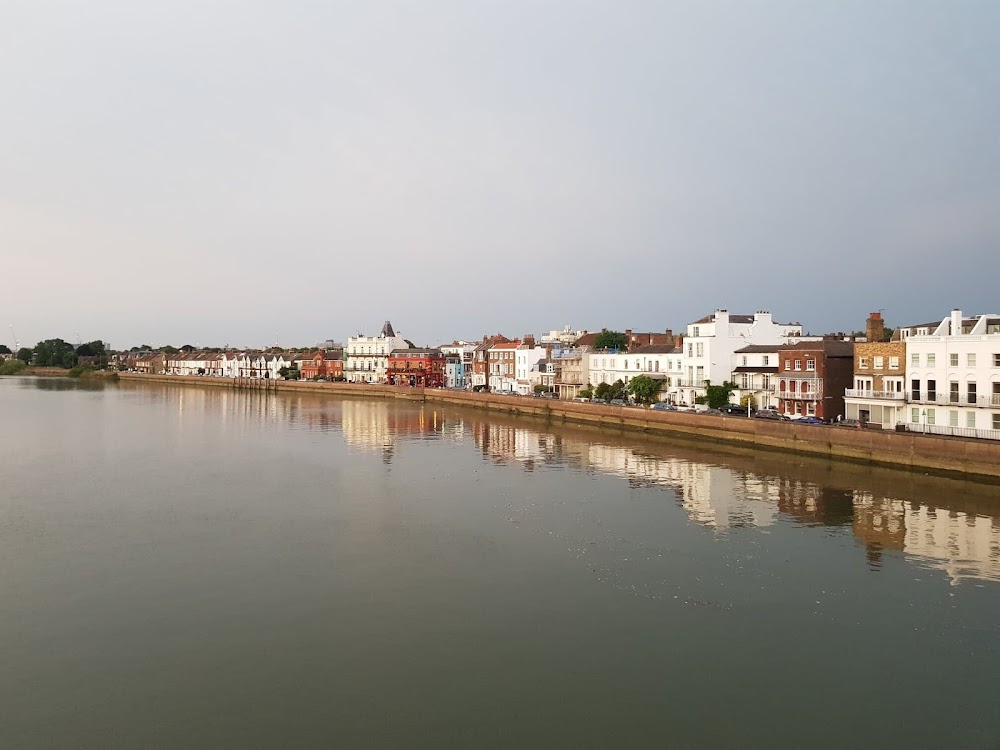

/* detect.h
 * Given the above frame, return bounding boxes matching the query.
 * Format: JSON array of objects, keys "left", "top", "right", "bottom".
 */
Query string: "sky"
[{"left": 2, "top": 0, "right": 999, "bottom": 350}]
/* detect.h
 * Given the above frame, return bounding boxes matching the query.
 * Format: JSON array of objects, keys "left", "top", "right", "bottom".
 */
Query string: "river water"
[{"left": 2, "top": 377, "right": 999, "bottom": 749}]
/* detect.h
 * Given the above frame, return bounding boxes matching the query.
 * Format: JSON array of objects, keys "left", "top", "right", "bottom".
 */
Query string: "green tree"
[
  {"left": 161, "top": 345, "right": 179, "bottom": 354},
  {"left": 627, "top": 375, "right": 664, "bottom": 405},
  {"left": 0, "top": 359, "right": 26, "bottom": 375},
  {"left": 609, "top": 379, "right": 628, "bottom": 401},
  {"left": 594, "top": 382, "right": 612, "bottom": 401},
  {"left": 33, "top": 339, "right": 77, "bottom": 368},
  {"left": 578, "top": 386, "right": 593, "bottom": 399},
  {"left": 0, "top": 344, "right": 10, "bottom": 355},
  {"left": 17, "top": 347, "right": 32, "bottom": 363},
  {"left": 594, "top": 330, "right": 628, "bottom": 351},
  {"left": 702, "top": 380, "right": 737, "bottom": 409}
]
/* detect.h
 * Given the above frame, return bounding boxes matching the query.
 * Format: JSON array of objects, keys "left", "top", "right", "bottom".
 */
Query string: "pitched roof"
[
  {"left": 780, "top": 340, "right": 855, "bottom": 356},
  {"left": 380, "top": 320, "right": 396, "bottom": 337},
  {"left": 733, "top": 344, "right": 782, "bottom": 353}
]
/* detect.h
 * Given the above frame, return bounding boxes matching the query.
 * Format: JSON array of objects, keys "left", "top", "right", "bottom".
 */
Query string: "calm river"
[{"left": 2, "top": 377, "right": 999, "bottom": 748}]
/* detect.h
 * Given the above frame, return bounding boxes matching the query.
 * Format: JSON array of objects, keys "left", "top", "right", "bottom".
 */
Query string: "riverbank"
[{"left": 117, "top": 373, "right": 1000, "bottom": 483}]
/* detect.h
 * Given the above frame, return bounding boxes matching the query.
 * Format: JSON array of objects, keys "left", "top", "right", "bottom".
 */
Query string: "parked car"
[
  {"left": 609, "top": 398, "right": 626, "bottom": 406},
  {"left": 835, "top": 418, "right": 863, "bottom": 428},
  {"left": 797, "top": 415, "right": 826, "bottom": 425},
  {"left": 650, "top": 402, "right": 676, "bottom": 411},
  {"left": 718, "top": 404, "right": 749, "bottom": 416},
  {"left": 702, "top": 408, "right": 723, "bottom": 416},
  {"left": 754, "top": 409, "right": 788, "bottom": 421}
]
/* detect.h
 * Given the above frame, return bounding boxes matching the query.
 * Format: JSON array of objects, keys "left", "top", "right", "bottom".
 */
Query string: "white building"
[
  {"left": 904, "top": 309, "right": 1000, "bottom": 438},
  {"left": 346, "top": 321, "right": 408, "bottom": 384},
  {"left": 667, "top": 310, "right": 803, "bottom": 406},
  {"left": 540, "top": 325, "right": 586, "bottom": 346},
  {"left": 514, "top": 344, "right": 551, "bottom": 395},
  {"left": 588, "top": 345, "right": 681, "bottom": 400},
  {"left": 731, "top": 345, "right": 781, "bottom": 410}
]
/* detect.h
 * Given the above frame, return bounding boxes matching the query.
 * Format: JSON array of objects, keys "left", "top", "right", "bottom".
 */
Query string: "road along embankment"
[{"left": 117, "top": 374, "right": 1000, "bottom": 483}]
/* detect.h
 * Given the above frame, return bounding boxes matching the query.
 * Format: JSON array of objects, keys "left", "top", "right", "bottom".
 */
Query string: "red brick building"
[
  {"left": 388, "top": 348, "right": 445, "bottom": 387},
  {"left": 300, "top": 351, "right": 344, "bottom": 380},
  {"left": 472, "top": 334, "right": 510, "bottom": 390},
  {"left": 776, "top": 340, "right": 854, "bottom": 421}
]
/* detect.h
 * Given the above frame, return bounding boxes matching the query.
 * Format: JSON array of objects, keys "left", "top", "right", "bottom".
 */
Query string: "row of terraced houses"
[{"left": 120, "top": 308, "right": 1000, "bottom": 440}]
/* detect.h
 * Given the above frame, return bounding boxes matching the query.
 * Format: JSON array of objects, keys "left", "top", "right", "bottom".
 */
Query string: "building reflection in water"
[{"left": 118, "top": 382, "right": 1000, "bottom": 585}]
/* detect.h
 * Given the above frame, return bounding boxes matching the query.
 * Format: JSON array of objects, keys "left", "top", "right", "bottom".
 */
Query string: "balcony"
[
  {"left": 774, "top": 378, "right": 823, "bottom": 400},
  {"left": 844, "top": 389, "right": 905, "bottom": 401},
  {"left": 912, "top": 393, "right": 1000, "bottom": 408}
]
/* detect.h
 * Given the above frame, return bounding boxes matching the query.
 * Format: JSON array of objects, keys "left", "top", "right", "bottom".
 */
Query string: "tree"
[
  {"left": 701, "top": 380, "right": 737, "bottom": 409},
  {"left": 627, "top": 375, "right": 663, "bottom": 405},
  {"left": 161, "top": 345, "right": 179, "bottom": 354},
  {"left": 594, "top": 330, "right": 628, "bottom": 351},
  {"left": 578, "top": 386, "right": 593, "bottom": 399},
  {"left": 594, "top": 382, "right": 612, "bottom": 401},
  {"left": 32, "top": 339, "right": 77, "bottom": 368},
  {"left": 17, "top": 347, "right": 32, "bottom": 363},
  {"left": 0, "top": 344, "right": 10, "bottom": 355},
  {"left": 609, "top": 379, "right": 628, "bottom": 401}
]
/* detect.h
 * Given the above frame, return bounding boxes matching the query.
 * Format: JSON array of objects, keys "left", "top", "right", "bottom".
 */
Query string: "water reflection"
[
  {"left": 117, "top": 382, "right": 1000, "bottom": 586},
  {"left": 25, "top": 376, "right": 108, "bottom": 392}
]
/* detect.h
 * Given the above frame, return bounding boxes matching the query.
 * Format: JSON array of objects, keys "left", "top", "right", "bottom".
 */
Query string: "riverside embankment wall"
[{"left": 118, "top": 374, "right": 1000, "bottom": 483}]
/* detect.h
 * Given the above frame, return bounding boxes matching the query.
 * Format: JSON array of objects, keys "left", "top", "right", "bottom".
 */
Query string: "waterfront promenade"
[{"left": 117, "top": 374, "right": 1000, "bottom": 483}]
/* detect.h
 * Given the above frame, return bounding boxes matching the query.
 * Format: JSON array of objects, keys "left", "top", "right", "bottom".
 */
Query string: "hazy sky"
[{"left": 3, "top": 1, "right": 998, "bottom": 349}]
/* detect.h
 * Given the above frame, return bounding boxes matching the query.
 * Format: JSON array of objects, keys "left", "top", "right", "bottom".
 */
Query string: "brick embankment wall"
[{"left": 117, "top": 374, "right": 1000, "bottom": 483}]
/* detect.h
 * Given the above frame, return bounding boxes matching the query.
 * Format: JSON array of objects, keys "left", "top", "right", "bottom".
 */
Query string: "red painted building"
[
  {"left": 387, "top": 348, "right": 445, "bottom": 387},
  {"left": 300, "top": 351, "right": 344, "bottom": 380}
]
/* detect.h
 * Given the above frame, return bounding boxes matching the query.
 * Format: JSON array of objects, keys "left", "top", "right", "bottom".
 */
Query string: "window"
[
  {"left": 806, "top": 359, "right": 816, "bottom": 371},
  {"left": 994, "top": 354, "right": 1000, "bottom": 367},
  {"left": 763, "top": 356, "right": 769, "bottom": 366},
  {"left": 624, "top": 360, "right": 628, "bottom": 370},
  {"left": 859, "top": 357, "right": 869, "bottom": 370},
  {"left": 967, "top": 412, "right": 976, "bottom": 429},
  {"left": 889, "top": 357, "right": 899, "bottom": 370},
  {"left": 692, "top": 326, "right": 700, "bottom": 337},
  {"left": 696, "top": 343, "right": 704, "bottom": 357},
  {"left": 911, "top": 353, "right": 919, "bottom": 367},
  {"left": 968, "top": 382, "right": 977, "bottom": 405},
  {"left": 994, "top": 414, "right": 1000, "bottom": 430},
  {"left": 911, "top": 379, "right": 920, "bottom": 401},
  {"left": 807, "top": 402, "right": 816, "bottom": 415},
  {"left": 950, "top": 382, "right": 959, "bottom": 403},
  {"left": 911, "top": 408, "right": 920, "bottom": 423},
  {"left": 873, "top": 356, "right": 883, "bottom": 370},
  {"left": 949, "top": 410, "right": 959, "bottom": 427},
  {"left": 950, "top": 353, "right": 959, "bottom": 367},
  {"left": 795, "top": 402, "right": 802, "bottom": 414},
  {"left": 688, "top": 344, "right": 693, "bottom": 357},
  {"left": 742, "top": 373, "right": 750, "bottom": 389},
  {"left": 927, "top": 379, "right": 936, "bottom": 401},
  {"left": 968, "top": 353, "right": 976, "bottom": 367},
  {"left": 762, "top": 374, "right": 771, "bottom": 389},
  {"left": 794, "top": 360, "right": 802, "bottom": 371},
  {"left": 926, "top": 408, "right": 935, "bottom": 425},
  {"left": 927, "top": 353, "right": 936, "bottom": 366},
  {"left": 742, "top": 356, "right": 747, "bottom": 366}
]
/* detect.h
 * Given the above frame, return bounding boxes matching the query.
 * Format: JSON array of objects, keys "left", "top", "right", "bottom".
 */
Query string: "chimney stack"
[{"left": 866, "top": 312, "right": 886, "bottom": 343}]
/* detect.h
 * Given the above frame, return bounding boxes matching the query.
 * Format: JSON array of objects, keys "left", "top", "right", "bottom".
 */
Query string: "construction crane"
[{"left": 9, "top": 324, "right": 19, "bottom": 353}]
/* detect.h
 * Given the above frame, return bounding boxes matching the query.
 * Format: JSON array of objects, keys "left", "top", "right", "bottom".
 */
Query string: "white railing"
[
  {"left": 844, "top": 389, "right": 905, "bottom": 400},
  {"left": 906, "top": 423, "right": 1000, "bottom": 441},
  {"left": 911, "top": 393, "right": 1000, "bottom": 408}
]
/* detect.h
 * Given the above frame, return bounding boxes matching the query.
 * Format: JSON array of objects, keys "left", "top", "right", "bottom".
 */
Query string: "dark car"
[
  {"left": 796, "top": 415, "right": 826, "bottom": 425},
  {"left": 754, "top": 409, "right": 787, "bottom": 421},
  {"left": 650, "top": 402, "right": 676, "bottom": 411},
  {"left": 835, "top": 418, "right": 863, "bottom": 428},
  {"left": 702, "top": 408, "right": 723, "bottom": 416},
  {"left": 718, "top": 404, "right": 749, "bottom": 416}
]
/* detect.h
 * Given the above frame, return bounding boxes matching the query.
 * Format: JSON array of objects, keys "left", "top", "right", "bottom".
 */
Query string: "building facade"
[
  {"left": 775, "top": 340, "right": 854, "bottom": 420},
  {"left": 844, "top": 312, "right": 905, "bottom": 428},
  {"left": 387, "top": 348, "right": 445, "bottom": 387},
  {"left": 731, "top": 345, "right": 780, "bottom": 410},
  {"left": 345, "top": 321, "right": 408, "bottom": 384},
  {"left": 903, "top": 309, "right": 1000, "bottom": 438},
  {"left": 667, "top": 310, "right": 804, "bottom": 407}
]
